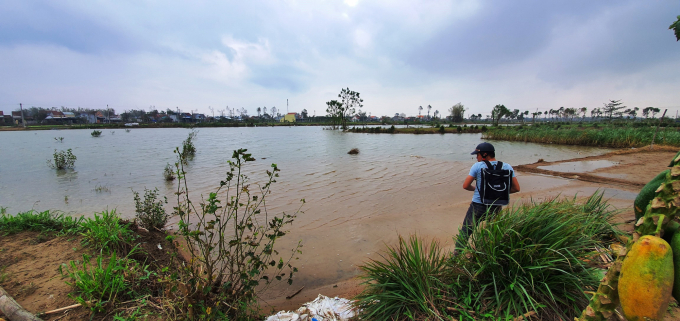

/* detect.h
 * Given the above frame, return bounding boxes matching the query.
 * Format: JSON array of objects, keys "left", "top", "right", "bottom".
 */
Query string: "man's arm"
[
  {"left": 510, "top": 176, "right": 520, "bottom": 193},
  {"left": 463, "top": 175, "right": 476, "bottom": 191}
]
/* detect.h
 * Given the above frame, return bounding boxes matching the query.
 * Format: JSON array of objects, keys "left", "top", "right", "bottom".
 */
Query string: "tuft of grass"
[
  {"left": 0, "top": 210, "right": 83, "bottom": 235},
  {"left": 356, "top": 236, "right": 448, "bottom": 321},
  {"left": 355, "top": 192, "right": 620, "bottom": 321},
  {"left": 94, "top": 184, "right": 111, "bottom": 193},
  {"left": 60, "top": 248, "right": 152, "bottom": 313},
  {"left": 451, "top": 192, "right": 619, "bottom": 320},
  {"left": 80, "top": 209, "right": 136, "bottom": 254},
  {"left": 91, "top": 130, "right": 102, "bottom": 137}
]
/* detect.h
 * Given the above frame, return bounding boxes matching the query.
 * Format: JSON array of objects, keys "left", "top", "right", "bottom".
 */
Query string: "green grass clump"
[
  {"left": 356, "top": 236, "right": 447, "bottom": 320},
  {"left": 48, "top": 148, "right": 77, "bottom": 169},
  {"left": 356, "top": 192, "right": 620, "bottom": 320},
  {"left": 60, "top": 249, "right": 152, "bottom": 313},
  {"left": 0, "top": 210, "right": 83, "bottom": 235},
  {"left": 91, "top": 130, "right": 102, "bottom": 137},
  {"left": 454, "top": 192, "right": 619, "bottom": 320},
  {"left": 80, "top": 209, "right": 136, "bottom": 254}
]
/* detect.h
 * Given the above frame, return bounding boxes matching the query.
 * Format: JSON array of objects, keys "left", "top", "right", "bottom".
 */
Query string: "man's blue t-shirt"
[{"left": 469, "top": 161, "right": 516, "bottom": 204}]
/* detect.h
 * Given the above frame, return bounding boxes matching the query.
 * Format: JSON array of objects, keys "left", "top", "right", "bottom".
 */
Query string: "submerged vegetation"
[
  {"left": 357, "top": 192, "right": 620, "bottom": 320},
  {"left": 48, "top": 148, "right": 77, "bottom": 169},
  {"left": 91, "top": 130, "right": 102, "bottom": 137}
]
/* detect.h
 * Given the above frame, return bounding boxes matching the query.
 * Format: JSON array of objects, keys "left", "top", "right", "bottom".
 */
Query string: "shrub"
[
  {"left": 91, "top": 130, "right": 102, "bottom": 137},
  {"left": 48, "top": 148, "right": 77, "bottom": 169},
  {"left": 132, "top": 187, "right": 169, "bottom": 230},
  {"left": 80, "top": 210, "right": 136, "bottom": 254},
  {"left": 172, "top": 148, "right": 303, "bottom": 318},
  {"left": 388, "top": 125, "right": 396, "bottom": 133},
  {"left": 163, "top": 163, "right": 175, "bottom": 181},
  {"left": 439, "top": 125, "right": 445, "bottom": 134},
  {"left": 348, "top": 148, "right": 360, "bottom": 155},
  {"left": 180, "top": 130, "right": 197, "bottom": 162}
]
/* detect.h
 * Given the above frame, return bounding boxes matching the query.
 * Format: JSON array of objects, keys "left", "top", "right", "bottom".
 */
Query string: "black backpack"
[{"left": 479, "top": 160, "right": 513, "bottom": 206}]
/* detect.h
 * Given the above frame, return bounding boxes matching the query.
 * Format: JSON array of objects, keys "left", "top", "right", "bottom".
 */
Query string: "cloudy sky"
[{"left": 1, "top": 0, "right": 679, "bottom": 118}]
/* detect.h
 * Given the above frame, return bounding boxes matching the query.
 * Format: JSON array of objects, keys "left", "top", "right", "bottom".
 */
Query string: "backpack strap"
[
  {"left": 483, "top": 160, "right": 493, "bottom": 170},
  {"left": 483, "top": 160, "right": 503, "bottom": 170}
]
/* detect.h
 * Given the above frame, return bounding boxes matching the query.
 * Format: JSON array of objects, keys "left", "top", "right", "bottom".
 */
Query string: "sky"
[{"left": 1, "top": 0, "right": 679, "bottom": 118}]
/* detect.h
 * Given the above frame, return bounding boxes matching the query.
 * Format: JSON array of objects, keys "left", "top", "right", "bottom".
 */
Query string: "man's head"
[{"left": 471, "top": 142, "right": 495, "bottom": 159}]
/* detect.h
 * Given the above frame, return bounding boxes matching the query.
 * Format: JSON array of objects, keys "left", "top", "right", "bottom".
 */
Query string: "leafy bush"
[
  {"left": 439, "top": 125, "right": 445, "bottom": 134},
  {"left": 181, "top": 130, "right": 197, "bottom": 161},
  {"left": 48, "top": 148, "right": 77, "bottom": 169},
  {"left": 132, "top": 187, "right": 169, "bottom": 230},
  {"left": 80, "top": 210, "right": 136, "bottom": 254},
  {"left": 91, "top": 130, "right": 102, "bottom": 137},
  {"left": 173, "top": 148, "right": 303, "bottom": 319},
  {"left": 356, "top": 236, "right": 447, "bottom": 320},
  {"left": 0, "top": 210, "right": 83, "bottom": 235}
]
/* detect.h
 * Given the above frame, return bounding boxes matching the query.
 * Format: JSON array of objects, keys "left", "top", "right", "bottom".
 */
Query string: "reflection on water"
[{"left": 538, "top": 160, "right": 619, "bottom": 173}]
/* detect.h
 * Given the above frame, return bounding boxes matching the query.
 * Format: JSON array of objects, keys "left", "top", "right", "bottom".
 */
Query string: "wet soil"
[{"left": 0, "top": 226, "right": 179, "bottom": 320}]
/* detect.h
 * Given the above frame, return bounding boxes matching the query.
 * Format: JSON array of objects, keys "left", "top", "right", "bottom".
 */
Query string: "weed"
[
  {"left": 54, "top": 136, "right": 64, "bottom": 142},
  {"left": 94, "top": 184, "right": 111, "bottom": 193},
  {"left": 132, "top": 188, "right": 169, "bottom": 230},
  {"left": 173, "top": 147, "right": 303, "bottom": 319},
  {"left": 439, "top": 125, "right": 445, "bottom": 134},
  {"left": 60, "top": 249, "right": 151, "bottom": 314},
  {"left": 125, "top": 129, "right": 131, "bottom": 133},
  {"left": 47, "top": 148, "right": 77, "bottom": 169},
  {"left": 91, "top": 130, "right": 102, "bottom": 137},
  {"left": 0, "top": 267, "right": 9, "bottom": 283},
  {"left": 64, "top": 195, "right": 69, "bottom": 204},
  {"left": 80, "top": 209, "right": 136, "bottom": 254},
  {"left": 163, "top": 163, "right": 175, "bottom": 181}
]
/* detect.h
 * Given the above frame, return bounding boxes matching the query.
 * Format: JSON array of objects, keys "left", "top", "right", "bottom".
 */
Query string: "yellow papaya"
[
  {"left": 671, "top": 232, "right": 680, "bottom": 302},
  {"left": 619, "top": 235, "right": 674, "bottom": 321}
]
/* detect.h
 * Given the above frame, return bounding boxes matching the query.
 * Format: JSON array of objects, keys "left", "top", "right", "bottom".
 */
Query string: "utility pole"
[
  {"left": 107, "top": 104, "right": 110, "bottom": 124},
  {"left": 287, "top": 99, "right": 288, "bottom": 114},
  {"left": 19, "top": 103, "right": 26, "bottom": 128}
]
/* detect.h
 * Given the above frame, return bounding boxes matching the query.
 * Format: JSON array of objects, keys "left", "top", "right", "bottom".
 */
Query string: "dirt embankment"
[
  {"left": 515, "top": 145, "right": 679, "bottom": 188},
  {"left": 0, "top": 227, "right": 178, "bottom": 320}
]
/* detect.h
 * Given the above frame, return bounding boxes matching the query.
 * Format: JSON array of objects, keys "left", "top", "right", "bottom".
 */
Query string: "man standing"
[{"left": 456, "top": 142, "right": 520, "bottom": 251}]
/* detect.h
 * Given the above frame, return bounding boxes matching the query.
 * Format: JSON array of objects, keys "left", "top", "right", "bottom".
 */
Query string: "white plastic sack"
[{"left": 265, "top": 294, "right": 357, "bottom": 321}]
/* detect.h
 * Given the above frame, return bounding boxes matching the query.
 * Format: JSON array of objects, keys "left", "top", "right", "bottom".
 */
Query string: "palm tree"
[
  {"left": 427, "top": 105, "right": 432, "bottom": 119},
  {"left": 418, "top": 105, "right": 423, "bottom": 116},
  {"left": 257, "top": 107, "right": 262, "bottom": 118}
]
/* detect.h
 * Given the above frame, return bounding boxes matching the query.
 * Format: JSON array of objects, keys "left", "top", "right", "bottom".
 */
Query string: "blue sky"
[{"left": 1, "top": 0, "right": 679, "bottom": 118}]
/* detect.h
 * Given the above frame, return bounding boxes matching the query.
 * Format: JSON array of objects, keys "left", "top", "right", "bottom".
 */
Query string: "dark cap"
[{"left": 471, "top": 142, "right": 495, "bottom": 155}]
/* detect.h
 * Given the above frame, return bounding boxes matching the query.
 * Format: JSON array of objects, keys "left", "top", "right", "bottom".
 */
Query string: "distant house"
[
  {"left": 193, "top": 113, "right": 206, "bottom": 122},
  {"left": 181, "top": 113, "right": 193, "bottom": 122},
  {"left": 280, "top": 113, "right": 297, "bottom": 123},
  {"left": 351, "top": 115, "right": 360, "bottom": 122}
]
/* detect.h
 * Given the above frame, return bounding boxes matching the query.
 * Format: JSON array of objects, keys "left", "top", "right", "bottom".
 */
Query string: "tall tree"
[
  {"left": 418, "top": 105, "right": 423, "bottom": 116},
  {"left": 602, "top": 99, "right": 626, "bottom": 121},
  {"left": 427, "top": 105, "right": 432, "bottom": 119},
  {"left": 257, "top": 107, "right": 261, "bottom": 118},
  {"left": 449, "top": 102, "right": 466, "bottom": 122},
  {"left": 301, "top": 109, "right": 308, "bottom": 119},
  {"left": 491, "top": 104, "right": 510, "bottom": 126},
  {"left": 337, "top": 88, "right": 363, "bottom": 130}
]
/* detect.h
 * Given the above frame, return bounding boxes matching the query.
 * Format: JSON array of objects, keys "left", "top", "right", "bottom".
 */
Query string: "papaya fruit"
[
  {"left": 635, "top": 170, "right": 669, "bottom": 220},
  {"left": 619, "top": 235, "right": 674, "bottom": 321},
  {"left": 671, "top": 232, "right": 680, "bottom": 302}
]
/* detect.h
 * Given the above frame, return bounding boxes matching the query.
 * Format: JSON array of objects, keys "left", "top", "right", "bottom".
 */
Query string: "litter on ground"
[{"left": 265, "top": 294, "right": 357, "bottom": 321}]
